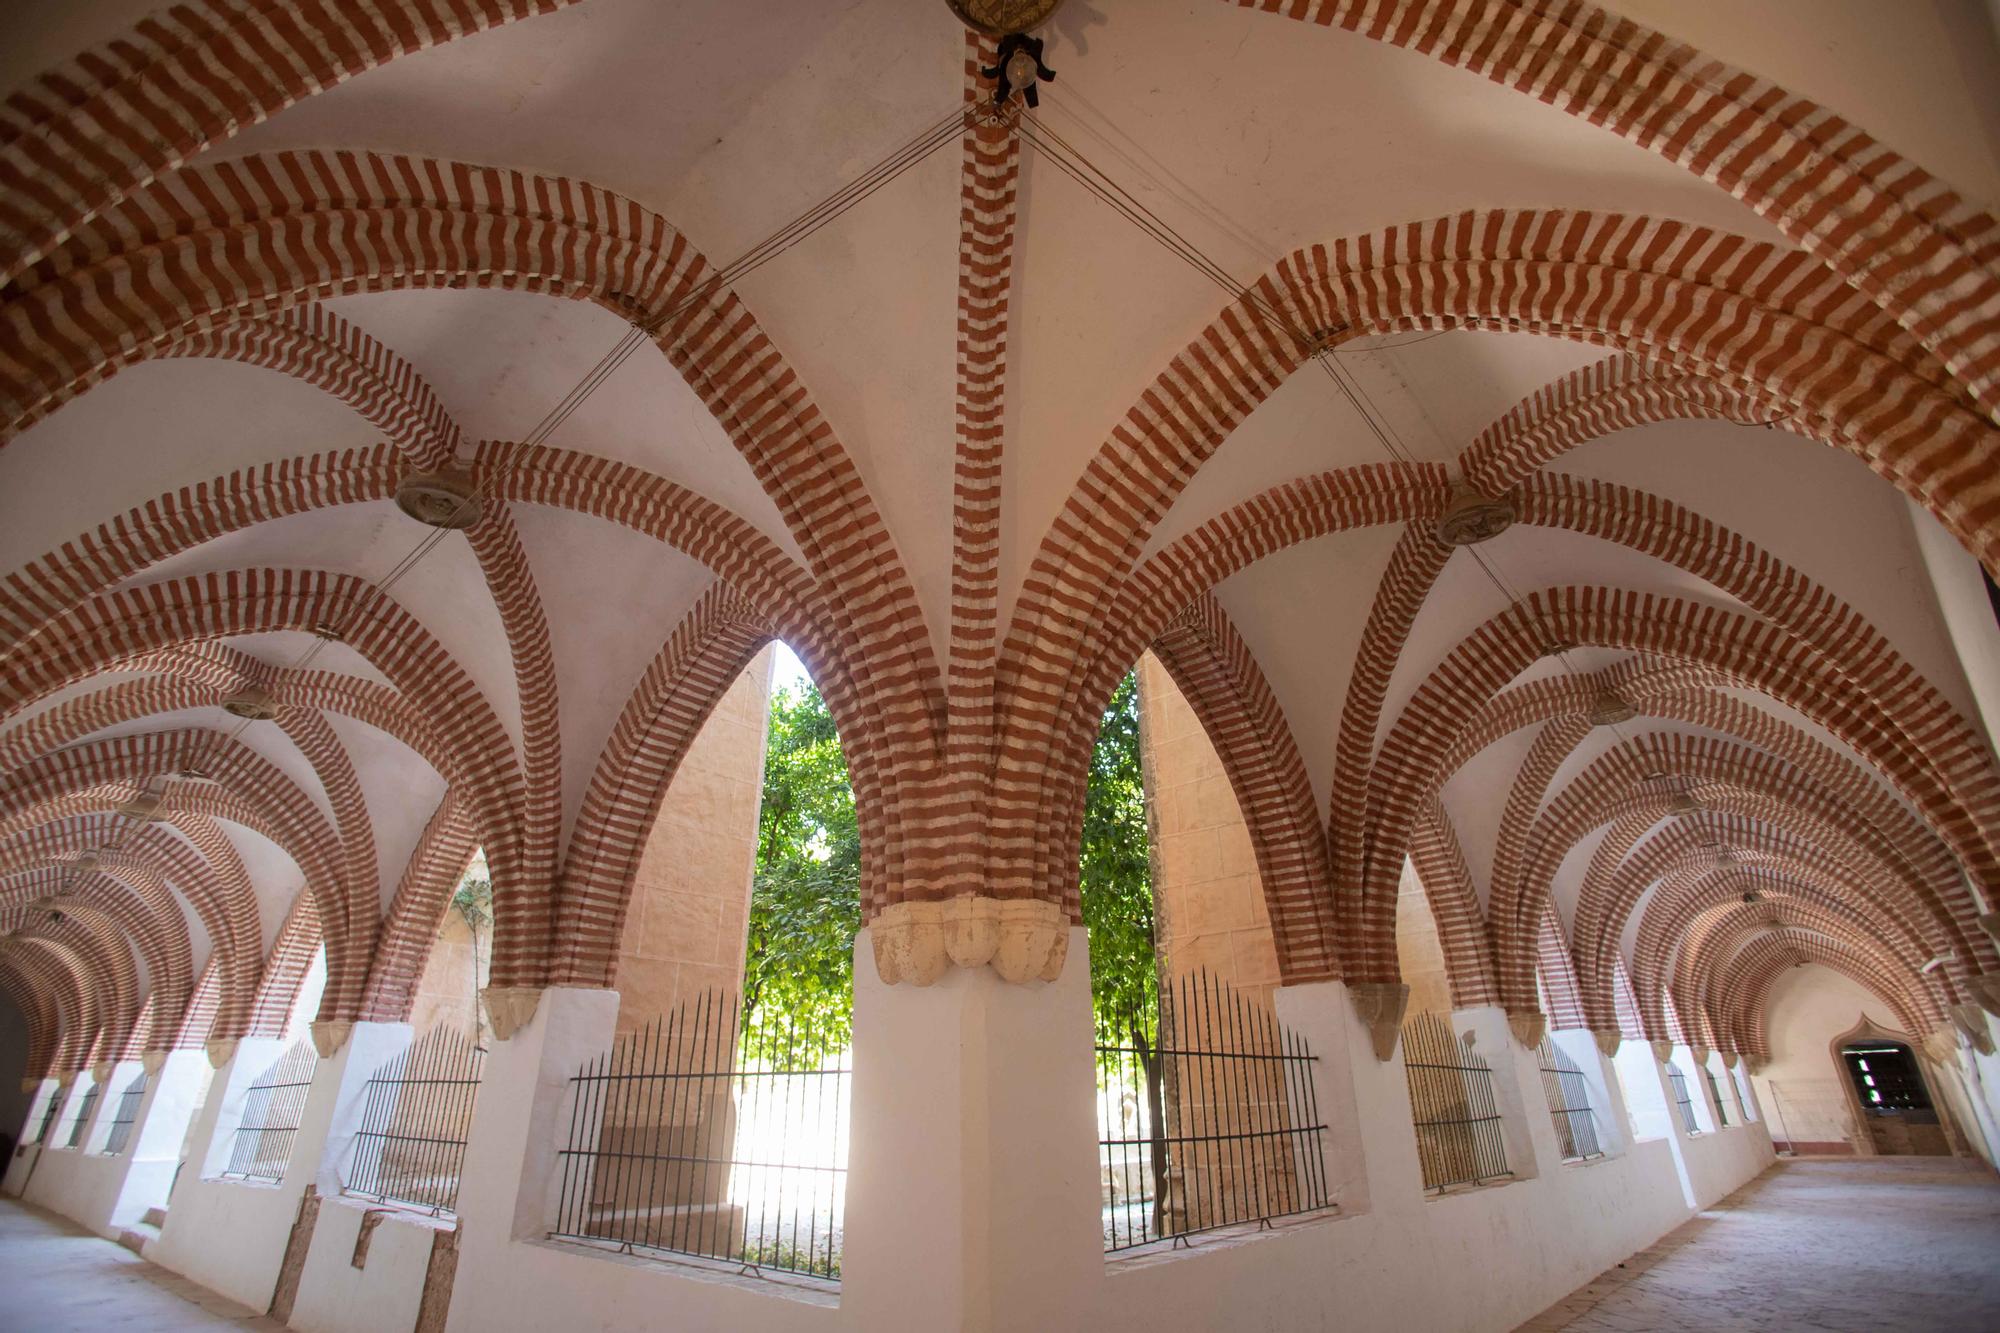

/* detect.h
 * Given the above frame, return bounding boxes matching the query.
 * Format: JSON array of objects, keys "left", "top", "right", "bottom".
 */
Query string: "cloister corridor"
[
  {"left": 1520, "top": 1159, "right": 2000, "bottom": 1332},
  {"left": 1, "top": 1158, "right": 1993, "bottom": 1332}
]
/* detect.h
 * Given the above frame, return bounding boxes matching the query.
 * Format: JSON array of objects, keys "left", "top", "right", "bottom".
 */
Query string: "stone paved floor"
[
  {"left": 1518, "top": 1157, "right": 2000, "bottom": 1332},
  {"left": 0, "top": 1196, "right": 282, "bottom": 1331}
]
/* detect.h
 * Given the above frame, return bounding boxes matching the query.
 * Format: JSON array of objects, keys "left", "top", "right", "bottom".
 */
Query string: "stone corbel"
[
  {"left": 1649, "top": 1039, "right": 1676, "bottom": 1063},
  {"left": 870, "top": 896, "right": 1068, "bottom": 986},
  {"left": 1950, "top": 1002, "right": 1996, "bottom": 1056},
  {"left": 310, "top": 1020, "right": 353, "bottom": 1059},
  {"left": 1592, "top": 1029, "right": 1622, "bottom": 1058},
  {"left": 91, "top": 1060, "right": 114, "bottom": 1085},
  {"left": 1348, "top": 982, "right": 1410, "bottom": 1061},
  {"left": 1506, "top": 1009, "right": 1547, "bottom": 1048},
  {"left": 206, "top": 1037, "right": 239, "bottom": 1069},
  {"left": 141, "top": 1049, "right": 167, "bottom": 1075},
  {"left": 56, "top": 1071, "right": 74, "bottom": 1090},
  {"left": 1742, "top": 1055, "right": 1766, "bottom": 1076},
  {"left": 1720, "top": 1050, "right": 1739, "bottom": 1070},
  {"left": 20, "top": 1078, "right": 39, "bottom": 1094},
  {"left": 1690, "top": 1043, "right": 1710, "bottom": 1067},
  {"left": 1922, "top": 1026, "right": 1959, "bottom": 1065},
  {"left": 481, "top": 986, "right": 543, "bottom": 1041},
  {"left": 1967, "top": 972, "right": 2000, "bottom": 1017}
]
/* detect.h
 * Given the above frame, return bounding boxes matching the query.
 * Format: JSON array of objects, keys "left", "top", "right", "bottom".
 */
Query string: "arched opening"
[
  {"left": 1093, "top": 658, "right": 1332, "bottom": 1252},
  {"left": 553, "top": 642, "right": 855, "bottom": 1282},
  {"left": 1836, "top": 1034, "right": 1950, "bottom": 1158}
]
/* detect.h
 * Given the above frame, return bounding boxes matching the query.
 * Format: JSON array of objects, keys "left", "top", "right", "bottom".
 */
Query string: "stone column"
[
  {"left": 1272, "top": 979, "right": 1404, "bottom": 1215},
  {"left": 1457, "top": 1005, "right": 1545, "bottom": 1180},
  {"left": 840, "top": 925, "right": 1102, "bottom": 1333}
]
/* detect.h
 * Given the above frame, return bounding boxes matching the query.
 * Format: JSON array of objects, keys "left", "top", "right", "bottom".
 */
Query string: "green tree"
[
  {"left": 1078, "top": 672, "right": 1160, "bottom": 1046},
  {"left": 740, "top": 677, "right": 861, "bottom": 1062}
]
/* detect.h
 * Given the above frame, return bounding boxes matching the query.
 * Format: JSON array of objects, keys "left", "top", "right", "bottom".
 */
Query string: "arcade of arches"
[{"left": 4, "top": 1, "right": 2000, "bottom": 1330}]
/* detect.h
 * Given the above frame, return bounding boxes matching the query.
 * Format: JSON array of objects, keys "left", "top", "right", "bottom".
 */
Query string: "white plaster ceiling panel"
[
  {"left": 1549, "top": 821, "right": 1617, "bottom": 938},
  {"left": 212, "top": 0, "right": 964, "bottom": 668},
  {"left": 506, "top": 504, "right": 717, "bottom": 848},
  {"left": 154, "top": 819, "right": 303, "bottom": 956},
  {"left": 321, "top": 711, "right": 448, "bottom": 918},
  {"left": 320, "top": 289, "right": 803, "bottom": 564},
  {"left": 1438, "top": 721, "right": 1542, "bottom": 910},
  {"left": 216, "top": 634, "right": 398, "bottom": 695},
  {"left": 1553, "top": 420, "right": 1985, "bottom": 725},
  {"left": 1340, "top": 332, "right": 1607, "bottom": 461},
  {"left": 0, "top": 360, "right": 380, "bottom": 577},
  {"left": 1210, "top": 524, "right": 1404, "bottom": 812}
]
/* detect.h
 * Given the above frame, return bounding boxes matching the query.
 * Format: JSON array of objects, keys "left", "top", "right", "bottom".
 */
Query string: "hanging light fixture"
[
  {"left": 1435, "top": 482, "right": 1517, "bottom": 546},
  {"left": 395, "top": 467, "right": 483, "bottom": 530},
  {"left": 221, "top": 685, "right": 278, "bottom": 720},
  {"left": 1588, "top": 691, "right": 1636, "bottom": 726}
]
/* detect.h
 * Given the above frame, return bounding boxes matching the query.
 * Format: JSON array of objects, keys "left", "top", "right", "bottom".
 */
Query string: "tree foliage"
[
  {"left": 740, "top": 676, "right": 861, "bottom": 1062},
  {"left": 1078, "top": 672, "right": 1160, "bottom": 1045}
]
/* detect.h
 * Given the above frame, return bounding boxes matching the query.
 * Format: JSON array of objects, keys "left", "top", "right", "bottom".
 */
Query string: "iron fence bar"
[
  {"left": 65, "top": 1084, "right": 98, "bottom": 1148},
  {"left": 102, "top": 1072, "right": 150, "bottom": 1155},
  {"left": 1667, "top": 1065, "right": 1700, "bottom": 1135},
  {"left": 222, "top": 1040, "right": 318, "bottom": 1181},
  {"left": 551, "top": 991, "right": 849, "bottom": 1282},
  {"left": 1402, "top": 1013, "right": 1513, "bottom": 1192},
  {"left": 1095, "top": 969, "right": 1333, "bottom": 1253}
]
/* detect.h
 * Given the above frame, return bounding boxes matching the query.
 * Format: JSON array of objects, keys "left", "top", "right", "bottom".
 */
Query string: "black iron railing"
[
  {"left": 64, "top": 1083, "right": 99, "bottom": 1148},
  {"left": 29, "top": 1091, "right": 61, "bottom": 1146},
  {"left": 1703, "top": 1067, "right": 1729, "bottom": 1127},
  {"left": 1096, "top": 970, "right": 1330, "bottom": 1252},
  {"left": 344, "top": 1027, "right": 485, "bottom": 1214},
  {"left": 101, "top": 1071, "right": 150, "bottom": 1155},
  {"left": 222, "top": 1040, "right": 319, "bottom": 1181},
  {"left": 1666, "top": 1064, "right": 1700, "bottom": 1135},
  {"left": 552, "top": 993, "right": 849, "bottom": 1282},
  {"left": 1535, "top": 1037, "right": 1603, "bottom": 1162},
  {"left": 1402, "top": 1012, "right": 1512, "bottom": 1192}
]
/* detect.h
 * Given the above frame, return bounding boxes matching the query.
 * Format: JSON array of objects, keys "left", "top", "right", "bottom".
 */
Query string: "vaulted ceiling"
[{"left": 3, "top": 0, "right": 1997, "bottom": 1075}]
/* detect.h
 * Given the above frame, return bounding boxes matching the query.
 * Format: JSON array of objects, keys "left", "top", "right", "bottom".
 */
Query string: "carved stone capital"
[
  {"left": 1742, "top": 1055, "right": 1767, "bottom": 1076},
  {"left": 310, "top": 1020, "right": 353, "bottom": 1059},
  {"left": 1649, "top": 1039, "right": 1676, "bottom": 1063},
  {"left": 1506, "top": 1009, "right": 1547, "bottom": 1048},
  {"left": 870, "top": 896, "right": 1067, "bottom": 986},
  {"left": 1950, "top": 1003, "right": 1996, "bottom": 1056},
  {"left": 205, "top": 1037, "right": 239, "bottom": 1069},
  {"left": 55, "top": 1071, "right": 74, "bottom": 1090},
  {"left": 1967, "top": 972, "right": 2000, "bottom": 1017},
  {"left": 21, "top": 1078, "right": 40, "bottom": 1094},
  {"left": 141, "top": 1049, "right": 168, "bottom": 1075},
  {"left": 1922, "top": 1026, "right": 1959, "bottom": 1065},
  {"left": 1690, "top": 1043, "right": 1711, "bottom": 1067},
  {"left": 481, "top": 986, "right": 543, "bottom": 1041},
  {"left": 1720, "top": 1050, "right": 1739, "bottom": 1070},
  {"left": 91, "top": 1060, "right": 114, "bottom": 1085},
  {"left": 1592, "top": 1029, "right": 1622, "bottom": 1058},
  {"left": 1347, "top": 982, "right": 1410, "bottom": 1061}
]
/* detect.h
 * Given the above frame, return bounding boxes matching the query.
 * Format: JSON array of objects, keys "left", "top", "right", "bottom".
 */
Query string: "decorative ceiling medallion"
[
  {"left": 946, "top": 0, "right": 1064, "bottom": 37},
  {"left": 70, "top": 854, "right": 99, "bottom": 875},
  {"left": 1435, "top": 483, "right": 1516, "bottom": 546},
  {"left": 395, "top": 467, "right": 483, "bottom": 530},
  {"left": 1587, "top": 692, "right": 1636, "bottom": 726},
  {"left": 221, "top": 685, "right": 278, "bottom": 720},
  {"left": 1670, "top": 792, "right": 1702, "bottom": 816}
]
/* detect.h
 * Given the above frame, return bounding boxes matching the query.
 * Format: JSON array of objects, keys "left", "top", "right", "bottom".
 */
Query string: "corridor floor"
[
  {"left": 1519, "top": 1157, "right": 2000, "bottom": 1332},
  {"left": 0, "top": 1197, "right": 281, "bottom": 1331}
]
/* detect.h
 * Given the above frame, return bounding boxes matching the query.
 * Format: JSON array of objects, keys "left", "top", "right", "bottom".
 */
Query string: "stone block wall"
[
  {"left": 1134, "top": 652, "right": 1281, "bottom": 1006},
  {"left": 612, "top": 646, "right": 774, "bottom": 1035}
]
